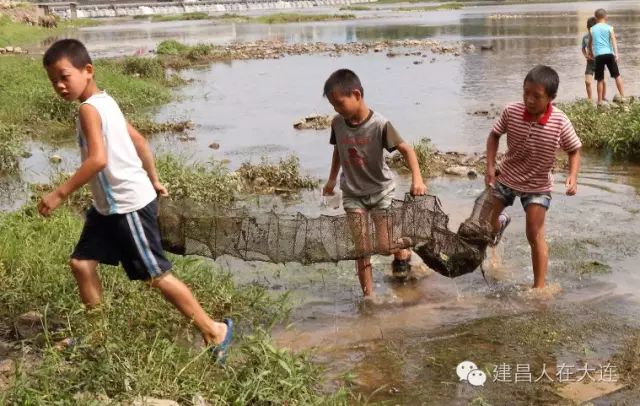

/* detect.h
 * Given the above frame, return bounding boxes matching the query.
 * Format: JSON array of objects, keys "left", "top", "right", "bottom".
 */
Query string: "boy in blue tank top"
[
  {"left": 588, "top": 8, "right": 625, "bottom": 105},
  {"left": 38, "top": 39, "right": 232, "bottom": 363},
  {"left": 581, "top": 17, "right": 605, "bottom": 102}
]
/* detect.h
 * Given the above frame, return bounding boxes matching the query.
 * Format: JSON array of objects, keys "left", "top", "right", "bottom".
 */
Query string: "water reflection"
[{"left": 63, "top": 1, "right": 640, "bottom": 58}]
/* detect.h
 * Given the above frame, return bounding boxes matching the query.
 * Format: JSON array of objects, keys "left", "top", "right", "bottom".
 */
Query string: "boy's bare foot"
[
  {"left": 204, "top": 320, "right": 229, "bottom": 346},
  {"left": 391, "top": 254, "right": 411, "bottom": 279},
  {"left": 208, "top": 318, "right": 233, "bottom": 365}
]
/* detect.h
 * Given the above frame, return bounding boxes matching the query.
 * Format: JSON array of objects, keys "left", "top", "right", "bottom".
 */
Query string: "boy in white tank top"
[{"left": 38, "top": 39, "right": 232, "bottom": 363}]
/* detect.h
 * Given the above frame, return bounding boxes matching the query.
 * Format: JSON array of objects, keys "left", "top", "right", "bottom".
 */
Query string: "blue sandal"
[{"left": 211, "top": 318, "right": 233, "bottom": 365}]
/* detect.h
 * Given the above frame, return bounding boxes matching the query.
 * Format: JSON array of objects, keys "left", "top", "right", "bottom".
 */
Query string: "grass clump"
[
  {"left": 238, "top": 156, "right": 319, "bottom": 192},
  {"left": 215, "top": 12, "right": 252, "bottom": 22},
  {"left": 562, "top": 99, "right": 640, "bottom": 158},
  {"left": 0, "top": 124, "right": 24, "bottom": 174},
  {"left": 387, "top": 138, "right": 435, "bottom": 176},
  {"left": 0, "top": 207, "right": 352, "bottom": 404},
  {"left": 397, "top": 2, "right": 464, "bottom": 11},
  {"left": 156, "top": 39, "right": 189, "bottom": 56},
  {"left": 156, "top": 155, "right": 240, "bottom": 206},
  {"left": 254, "top": 13, "right": 356, "bottom": 24},
  {"left": 120, "top": 56, "right": 166, "bottom": 81},
  {"left": 150, "top": 11, "right": 209, "bottom": 22},
  {"left": 339, "top": 5, "right": 372, "bottom": 11},
  {"left": 185, "top": 43, "right": 214, "bottom": 60},
  {"left": 156, "top": 40, "right": 219, "bottom": 68}
]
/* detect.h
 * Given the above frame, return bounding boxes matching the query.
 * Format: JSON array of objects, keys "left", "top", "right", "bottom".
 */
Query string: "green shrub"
[
  {"left": 562, "top": 100, "right": 640, "bottom": 158},
  {"left": 157, "top": 39, "right": 189, "bottom": 56}
]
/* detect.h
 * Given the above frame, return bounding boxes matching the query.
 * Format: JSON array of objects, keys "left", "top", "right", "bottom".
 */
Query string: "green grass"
[
  {"left": 0, "top": 54, "right": 188, "bottom": 172},
  {"left": 0, "top": 14, "right": 100, "bottom": 48},
  {"left": 0, "top": 124, "right": 24, "bottom": 174},
  {"left": 396, "top": 2, "right": 464, "bottom": 11},
  {"left": 561, "top": 100, "right": 640, "bottom": 158},
  {"left": 238, "top": 156, "right": 319, "bottom": 191},
  {"left": 254, "top": 13, "right": 356, "bottom": 24},
  {"left": 134, "top": 12, "right": 251, "bottom": 23},
  {"left": 0, "top": 206, "right": 354, "bottom": 403},
  {"left": 0, "top": 55, "right": 175, "bottom": 138},
  {"left": 0, "top": 14, "right": 51, "bottom": 47},
  {"left": 136, "top": 11, "right": 355, "bottom": 25},
  {"left": 150, "top": 11, "right": 210, "bottom": 22},
  {"left": 376, "top": 0, "right": 461, "bottom": 5},
  {"left": 32, "top": 155, "right": 319, "bottom": 212},
  {"left": 156, "top": 155, "right": 240, "bottom": 206},
  {"left": 387, "top": 138, "right": 435, "bottom": 176},
  {"left": 339, "top": 5, "right": 372, "bottom": 11}
]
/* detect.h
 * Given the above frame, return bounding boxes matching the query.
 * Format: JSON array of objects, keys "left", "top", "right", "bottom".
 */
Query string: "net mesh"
[{"left": 158, "top": 189, "right": 495, "bottom": 278}]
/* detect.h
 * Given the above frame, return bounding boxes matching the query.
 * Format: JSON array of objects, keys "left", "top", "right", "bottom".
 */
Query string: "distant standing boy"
[
  {"left": 38, "top": 39, "right": 232, "bottom": 362},
  {"left": 581, "top": 16, "right": 605, "bottom": 101},
  {"left": 486, "top": 65, "right": 582, "bottom": 289},
  {"left": 588, "top": 8, "right": 625, "bottom": 105},
  {"left": 322, "top": 69, "right": 427, "bottom": 297}
]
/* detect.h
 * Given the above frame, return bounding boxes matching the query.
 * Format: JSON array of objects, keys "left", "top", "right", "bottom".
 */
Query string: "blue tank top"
[{"left": 590, "top": 23, "right": 614, "bottom": 57}]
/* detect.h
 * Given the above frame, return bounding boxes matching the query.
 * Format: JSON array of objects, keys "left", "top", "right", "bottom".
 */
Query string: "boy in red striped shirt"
[{"left": 485, "top": 65, "right": 582, "bottom": 289}]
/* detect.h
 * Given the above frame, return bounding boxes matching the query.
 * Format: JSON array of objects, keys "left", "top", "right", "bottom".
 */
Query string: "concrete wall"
[{"left": 48, "top": 0, "right": 375, "bottom": 19}]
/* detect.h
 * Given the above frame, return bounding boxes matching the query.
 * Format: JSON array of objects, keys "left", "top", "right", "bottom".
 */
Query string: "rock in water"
[{"left": 445, "top": 166, "right": 473, "bottom": 177}]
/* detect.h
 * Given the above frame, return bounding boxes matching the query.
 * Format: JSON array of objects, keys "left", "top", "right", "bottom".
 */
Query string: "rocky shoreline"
[{"left": 157, "top": 38, "right": 475, "bottom": 67}]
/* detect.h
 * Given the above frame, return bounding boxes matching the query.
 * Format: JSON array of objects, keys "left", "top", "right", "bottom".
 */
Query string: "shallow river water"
[{"left": 10, "top": 1, "right": 640, "bottom": 403}]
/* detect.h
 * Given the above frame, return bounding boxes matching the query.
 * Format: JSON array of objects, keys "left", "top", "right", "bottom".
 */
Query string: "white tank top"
[{"left": 77, "top": 91, "right": 156, "bottom": 215}]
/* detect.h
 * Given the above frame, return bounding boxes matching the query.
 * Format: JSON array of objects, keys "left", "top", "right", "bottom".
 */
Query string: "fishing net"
[{"left": 158, "top": 189, "right": 496, "bottom": 278}]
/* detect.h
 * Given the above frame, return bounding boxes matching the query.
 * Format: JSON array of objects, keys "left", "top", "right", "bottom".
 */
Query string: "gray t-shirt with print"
[{"left": 330, "top": 110, "right": 404, "bottom": 197}]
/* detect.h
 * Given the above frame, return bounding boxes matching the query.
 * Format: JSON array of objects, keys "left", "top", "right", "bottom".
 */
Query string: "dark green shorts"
[{"left": 585, "top": 60, "right": 596, "bottom": 76}]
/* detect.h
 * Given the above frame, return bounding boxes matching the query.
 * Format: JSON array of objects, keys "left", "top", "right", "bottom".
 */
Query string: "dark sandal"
[
  {"left": 211, "top": 318, "right": 233, "bottom": 365},
  {"left": 392, "top": 254, "right": 412, "bottom": 276}
]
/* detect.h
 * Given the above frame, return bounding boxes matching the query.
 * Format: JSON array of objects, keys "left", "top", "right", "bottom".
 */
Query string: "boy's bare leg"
[
  {"left": 614, "top": 76, "right": 624, "bottom": 97},
  {"left": 597, "top": 80, "right": 605, "bottom": 104},
  {"left": 585, "top": 75, "right": 593, "bottom": 100},
  {"left": 346, "top": 209, "right": 374, "bottom": 296},
  {"left": 356, "top": 257, "right": 373, "bottom": 296},
  {"left": 525, "top": 204, "right": 548, "bottom": 289},
  {"left": 489, "top": 196, "right": 506, "bottom": 234},
  {"left": 149, "top": 273, "right": 228, "bottom": 345},
  {"left": 70, "top": 259, "right": 102, "bottom": 307},
  {"left": 370, "top": 210, "right": 410, "bottom": 260}
]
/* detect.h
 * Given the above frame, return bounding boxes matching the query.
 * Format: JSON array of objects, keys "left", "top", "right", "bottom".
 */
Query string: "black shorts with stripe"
[{"left": 72, "top": 198, "right": 172, "bottom": 280}]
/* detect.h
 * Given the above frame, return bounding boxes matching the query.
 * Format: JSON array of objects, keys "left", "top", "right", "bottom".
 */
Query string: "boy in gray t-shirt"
[{"left": 322, "top": 69, "right": 427, "bottom": 297}]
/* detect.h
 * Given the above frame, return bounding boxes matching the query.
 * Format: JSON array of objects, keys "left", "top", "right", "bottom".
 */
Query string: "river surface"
[{"left": 10, "top": 1, "right": 640, "bottom": 404}]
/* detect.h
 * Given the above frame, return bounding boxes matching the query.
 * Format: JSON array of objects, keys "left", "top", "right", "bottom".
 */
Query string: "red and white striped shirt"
[{"left": 492, "top": 102, "right": 582, "bottom": 193}]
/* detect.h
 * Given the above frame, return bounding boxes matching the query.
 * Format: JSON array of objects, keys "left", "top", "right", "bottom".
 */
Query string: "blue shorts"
[
  {"left": 492, "top": 182, "right": 551, "bottom": 210},
  {"left": 71, "top": 199, "right": 172, "bottom": 280}
]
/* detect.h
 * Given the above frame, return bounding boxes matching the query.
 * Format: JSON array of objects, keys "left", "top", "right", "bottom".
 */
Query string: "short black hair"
[
  {"left": 524, "top": 65, "right": 559, "bottom": 99},
  {"left": 323, "top": 69, "right": 364, "bottom": 98},
  {"left": 43, "top": 39, "right": 92, "bottom": 68},
  {"left": 587, "top": 16, "right": 597, "bottom": 29},
  {"left": 595, "top": 8, "right": 607, "bottom": 19}
]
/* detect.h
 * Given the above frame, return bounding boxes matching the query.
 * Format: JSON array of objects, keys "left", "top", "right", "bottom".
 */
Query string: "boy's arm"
[
  {"left": 323, "top": 146, "right": 340, "bottom": 196},
  {"left": 38, "top": 104, "right": 107, "bottom": 216},
  {"left": 485, "top": 131, "right": 501, "bottom": 188},
  {"left": 127, "top": 122, "right": 168, "bottom": 196},
  {"left": 396, "top": 142, "right": 427, "bottom": 196},
  {"left": 611, "top": 27, "right": 620, "bottom": 60},
  {"left": 565, "top": 148, "right": 581, "bottom": 196},
  {"left": 588, "top": 31, "right": 594, "bottom": 58}
]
